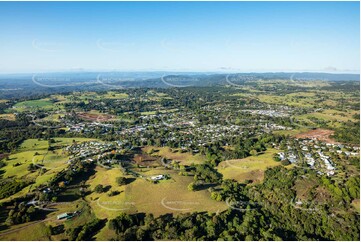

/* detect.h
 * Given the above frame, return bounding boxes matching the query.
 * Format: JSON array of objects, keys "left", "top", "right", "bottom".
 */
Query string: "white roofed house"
[
  {"left": 277, "top": 152, "right": 286, "bottom": 161},
  {"left": 150, "top": 174, "right": 166, "bottom": 181},
  {"left": 288, "top": 153, "right": 297, "bottom": 163},
  {"left": 304, "top": 153, "right": 315, "bottom": 167},
  {"left": 318, "top": 151, "right": 335, "bottom": 176}
]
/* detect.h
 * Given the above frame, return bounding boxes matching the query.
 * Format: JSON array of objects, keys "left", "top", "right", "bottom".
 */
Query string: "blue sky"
[{"left": 0, "top": 1, "right": 359, "bottom": 73}]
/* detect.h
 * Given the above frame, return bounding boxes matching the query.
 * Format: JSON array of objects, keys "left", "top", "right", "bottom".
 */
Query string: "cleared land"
[
  {"left": 0, "top": 138, "right": 96, "bottom": 203},
  {"left": 77, "top": 111, "right": 116, "bottom": 122},
  {"left": 86, "top": 167, "right": 227, "bottom": 218},
  {"left": 294, "top": 128, "right": 337, "bottom": 144},
  {"left": 12, "top": 99, "right": 56, "bottom": 111},
  {"left": 216, "top": 148, "right": 280, "bottom": 183},
  {"left": 142, "top": 146, "right": 205, "bottom": 165},
  {"left": 295, "top": 109, "right": 359, "bottom": 128}
]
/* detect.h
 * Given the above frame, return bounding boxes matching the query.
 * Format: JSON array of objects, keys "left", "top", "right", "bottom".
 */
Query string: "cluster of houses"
[
  {"left": 65, "top": 141, "right": 122, "bottom": 167},
  {"left": 276, "top": 138, "right": 359, "bottom": 176},
  {"left": 115, "top": 106, "right": 293, "bottom": 149},
  {"left": 277, "top": 149, "right": 335, "bottom": 175},
  {"left": 41, "top": 100, "right": 299, "bottom": 154},
  {"left": 190, "top": 124, "right": 244, "bottom": 143},
  {"left": 301, "top": 139, "right": 359, "bottom": 157},
  {"left": 263, "top": 123, "right": 292, "bottom": 131},
  {"left": 68, "top": 122, "right": 114, "bottom": 133},
  {"left": 66, "top": 141, "right": 116, "bottom": 157},
  {"left": 277, "top": 150, "right": 298, "bottom": 164},
  {"left": 318, "top": 151, "right": 335, "bottom": 176},
  {"left": 243, "top": 109, "right": 290, "bottom": 118}
]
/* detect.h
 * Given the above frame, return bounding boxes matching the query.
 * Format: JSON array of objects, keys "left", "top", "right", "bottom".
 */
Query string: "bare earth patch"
[
  {"left": 77, "top": 112, "right": 115, "bottom": 122},
  {"left": 295, "top": 128, "right": 338, "bottom": 144},
  {"left": 133, "top": 153, "right": 159, "bottom": 167}
]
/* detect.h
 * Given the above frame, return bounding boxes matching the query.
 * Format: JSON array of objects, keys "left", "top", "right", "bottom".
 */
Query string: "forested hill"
[{"left": 0, "top": 72, "right": 359, "bottom": 99}]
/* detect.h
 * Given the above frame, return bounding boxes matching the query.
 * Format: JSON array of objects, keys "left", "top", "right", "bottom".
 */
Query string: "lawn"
[{"left": 216, "top": 148, "right": 281, "bottom": 183}]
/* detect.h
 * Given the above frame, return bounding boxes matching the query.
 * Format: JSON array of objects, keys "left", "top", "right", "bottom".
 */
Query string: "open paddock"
[
  {"left": 85, "top": 167, "right": 227, "bottom": 219},
  {"left": 142, "top": 146, "right": 205, "bottom": 166},
  {"left": 217, "top": 148, "right": 280, "bottom": 183}
]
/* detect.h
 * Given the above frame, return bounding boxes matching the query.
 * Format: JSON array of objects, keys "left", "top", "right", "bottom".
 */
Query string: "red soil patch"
[
  {"left": 295, "top": 128, "right": 338, "bottom": 144},
  {"left": 132, "top": 154, "right": 159, "bottom": 167},
  {"left": 77, "top": 112, "right": 115, "bottom": 122}
]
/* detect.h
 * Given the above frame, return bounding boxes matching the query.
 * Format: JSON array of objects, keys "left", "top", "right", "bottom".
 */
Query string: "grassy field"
[
  {"left": 255, "top": 90, "right": 357, "bottom": 109},
  {"left": 216, "top": 148, "right": 281, "bottom": 183},
  {"left": 0, "top": 220, "right": 52, "bottom": 240},
  {"left": 295, "top": 109, "right": 359, "bottom": 128},
  {"left": 0, "top": 138, "right": 96, "bottom": 203},
  {"left": 86, "top": 167, "right": 227, "bottom": 218},
  {"left": 85, "top": 166, "right": 134, "bottom": 219},
  {"left": 12, "top": 99, "right": 56, "bottom": 111},
  {"left": 70, "top": 91, "right": 129, "bottom": 101},
  {"left": 0, "top": 113, "right": 15, "bottom": 120},
  {"left": 18, "top": 138, "right": 96, "bottom": 151},
  {"left": 0, "top": 199, "right": 92, "bottom": 241},
  {"left": 146, "top": 91, "right": 173, "bottom": 101},
  {"left": 40, "top": 113, "right": 65, "bottom": 122},
  {"left": 140, "top": 111, "right": 157, "bottom": 115},
  {"left": 94, "top": 224, "right": 117, "bottom": 241},
  {"left": 142, "top": 146, "right": 205, "bottom": 165},
  {"left": 140, "top": 108, "right": 178, "bottom": 116},
  {"left": 1, "top": 149, "right": 70, "bottom": 185},
  {"left": 103, "top": 91, "right": 129, "bottom": 99},
  {"left": 273, "top": 127, "right": 311, "bottom": 136},
  {"left": 257, "top": 93, "right": 317, "bottom": 108}
]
